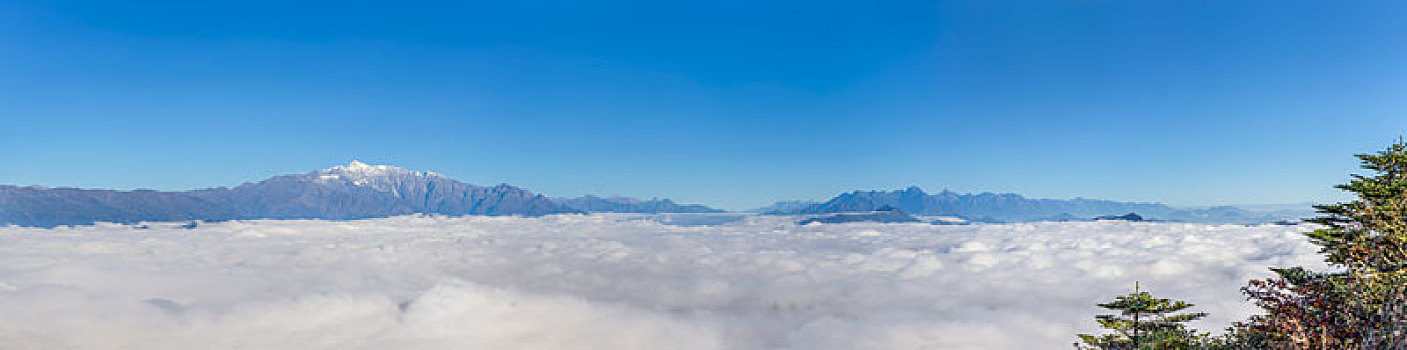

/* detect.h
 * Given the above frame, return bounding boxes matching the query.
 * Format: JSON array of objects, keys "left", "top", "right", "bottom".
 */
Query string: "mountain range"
[
  {"left": 551, "top": 196, "right": 725, "bottom": 214},
  {"left": 772, "top": 186, "right": 1312, "bottom": 224},
  {"left": 798, "top": 205, "right": 923, "bottom": 225},
  {"left": 0, "top": 163, "right": 1315, "bottom": 227},
  {"left": 748, "top": 200, "right": 821, "bottom": 213},
  {"left": 0, "top": 161, "right": 722, "bottom": 227}
]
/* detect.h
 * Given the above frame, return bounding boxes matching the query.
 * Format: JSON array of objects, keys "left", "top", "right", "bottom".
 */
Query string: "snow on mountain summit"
[
  {"left": 320, "top": 160, "right": 437, "bottom": 179},
  {"left": 309, "top": 161, "right": 446, "bottom": 190},
  {"left": 281, "top": 161, "right": 582, "bottom": 217}
]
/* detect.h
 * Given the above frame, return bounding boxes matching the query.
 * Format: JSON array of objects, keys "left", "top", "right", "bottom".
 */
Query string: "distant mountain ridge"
[
  {"left": 0, "top": 161, "right": 586, "bottom": 227},
  {"left": 552, "top": 195, "right": 724, "bottom": 214},
  {"left": 0, "top": 161, "right": 734, "bottom": 227},
  {"left": 0, "top": 165, "right": 1312, "bottom": 227},
  {"left": 749, "top": 200, "right": 821, "bottom": 213},
  {"left": 779, "top": 186, "right": 1311, "bottom": 224},
  {"left": 798, "top": 205, "right": 923, "bottom": 225}
]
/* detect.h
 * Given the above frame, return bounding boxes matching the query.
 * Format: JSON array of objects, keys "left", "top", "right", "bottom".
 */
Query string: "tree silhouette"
[
  {"left": 1238, "top": 139, "right": 1407, "bottom": 348},
  {"left": 1078, "top": 282, "right": 1208, "bottom": 349}
]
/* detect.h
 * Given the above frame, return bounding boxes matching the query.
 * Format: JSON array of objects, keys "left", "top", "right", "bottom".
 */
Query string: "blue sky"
[{"left": 2, "top": 0, "right": 1405, "bottom": 210}]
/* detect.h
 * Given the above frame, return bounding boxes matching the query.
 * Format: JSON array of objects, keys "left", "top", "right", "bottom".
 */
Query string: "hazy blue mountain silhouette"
[
  {"left": 783, "top": 186, "right": 1307, "bottom": 224},
  {"left": 0, "top": 161, "right": 581, "bottom": 227},
  {"left": 552, "top": 195, "right": 724, "bottom": 213},
  {"left": 0, "top": 166, "right": 1313, "bottom": 227},
  {"left": 751, "top": 200, "right": 821, "bottom": 213},
  {"left": 1094, "top": 213, "right": 1145, "bottom": 221},
  {"left": 798, "top": 205, "right": 922, "bottom": 225}
]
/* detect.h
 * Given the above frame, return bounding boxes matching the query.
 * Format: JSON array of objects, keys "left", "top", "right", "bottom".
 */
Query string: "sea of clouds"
[{"left": 0, "top": 214, "right": 1326, "bottom": 349}]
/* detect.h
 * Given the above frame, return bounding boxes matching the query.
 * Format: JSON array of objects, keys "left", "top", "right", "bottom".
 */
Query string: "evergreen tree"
[
  {"left": 1076, "top": 140, "right": 1407, "bottom": 348},
  {"left": 1306, "top": 139, "right": 1407, "bottom": 270},
  {"left": 1078, "top": 282, "right": 1208, "bottom": 350},
  {"left": 1237, "top": 139, "right": 1407, "bottom": 348}
]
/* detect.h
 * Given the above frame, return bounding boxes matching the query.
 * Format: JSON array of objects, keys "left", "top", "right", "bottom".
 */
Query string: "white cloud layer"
[{"left": 0, "top": 215, "right": 1326, "bottom": 349}]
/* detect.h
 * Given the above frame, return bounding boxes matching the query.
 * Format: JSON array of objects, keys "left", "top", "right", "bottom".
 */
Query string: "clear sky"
[{"left": 2, "top": 0, "right": 1405, "bottom": 210}]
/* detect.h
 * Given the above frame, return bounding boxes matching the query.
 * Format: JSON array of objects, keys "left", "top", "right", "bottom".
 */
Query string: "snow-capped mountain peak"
[
  {"left": 304, "top": 161, "right": 449, "bottom": 196},
  {"left": 316, "top": 161, "right": 440, "bottom": 182},
  {"left": 345, "top": 160, "right": 374, "bottom": 169},
  {"left": 325, "top": 160, "right": 412, "bottom": 176}
]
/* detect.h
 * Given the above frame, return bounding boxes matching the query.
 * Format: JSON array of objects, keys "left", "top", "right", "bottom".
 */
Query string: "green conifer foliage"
[
  {"left": 1237, "top": 139, "right": 1407, "bottom": 348},
  {"left": 1306, "top": 140, "right": 1407, "bottom": 269},
  {"left": 1078, "top": 283, "right": 1208, "bottom": 350}
]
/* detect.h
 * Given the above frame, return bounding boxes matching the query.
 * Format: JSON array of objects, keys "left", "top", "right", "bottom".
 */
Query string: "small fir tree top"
[{"left": 1078, "top": 282, "right": 1208, "bottom": 350}]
